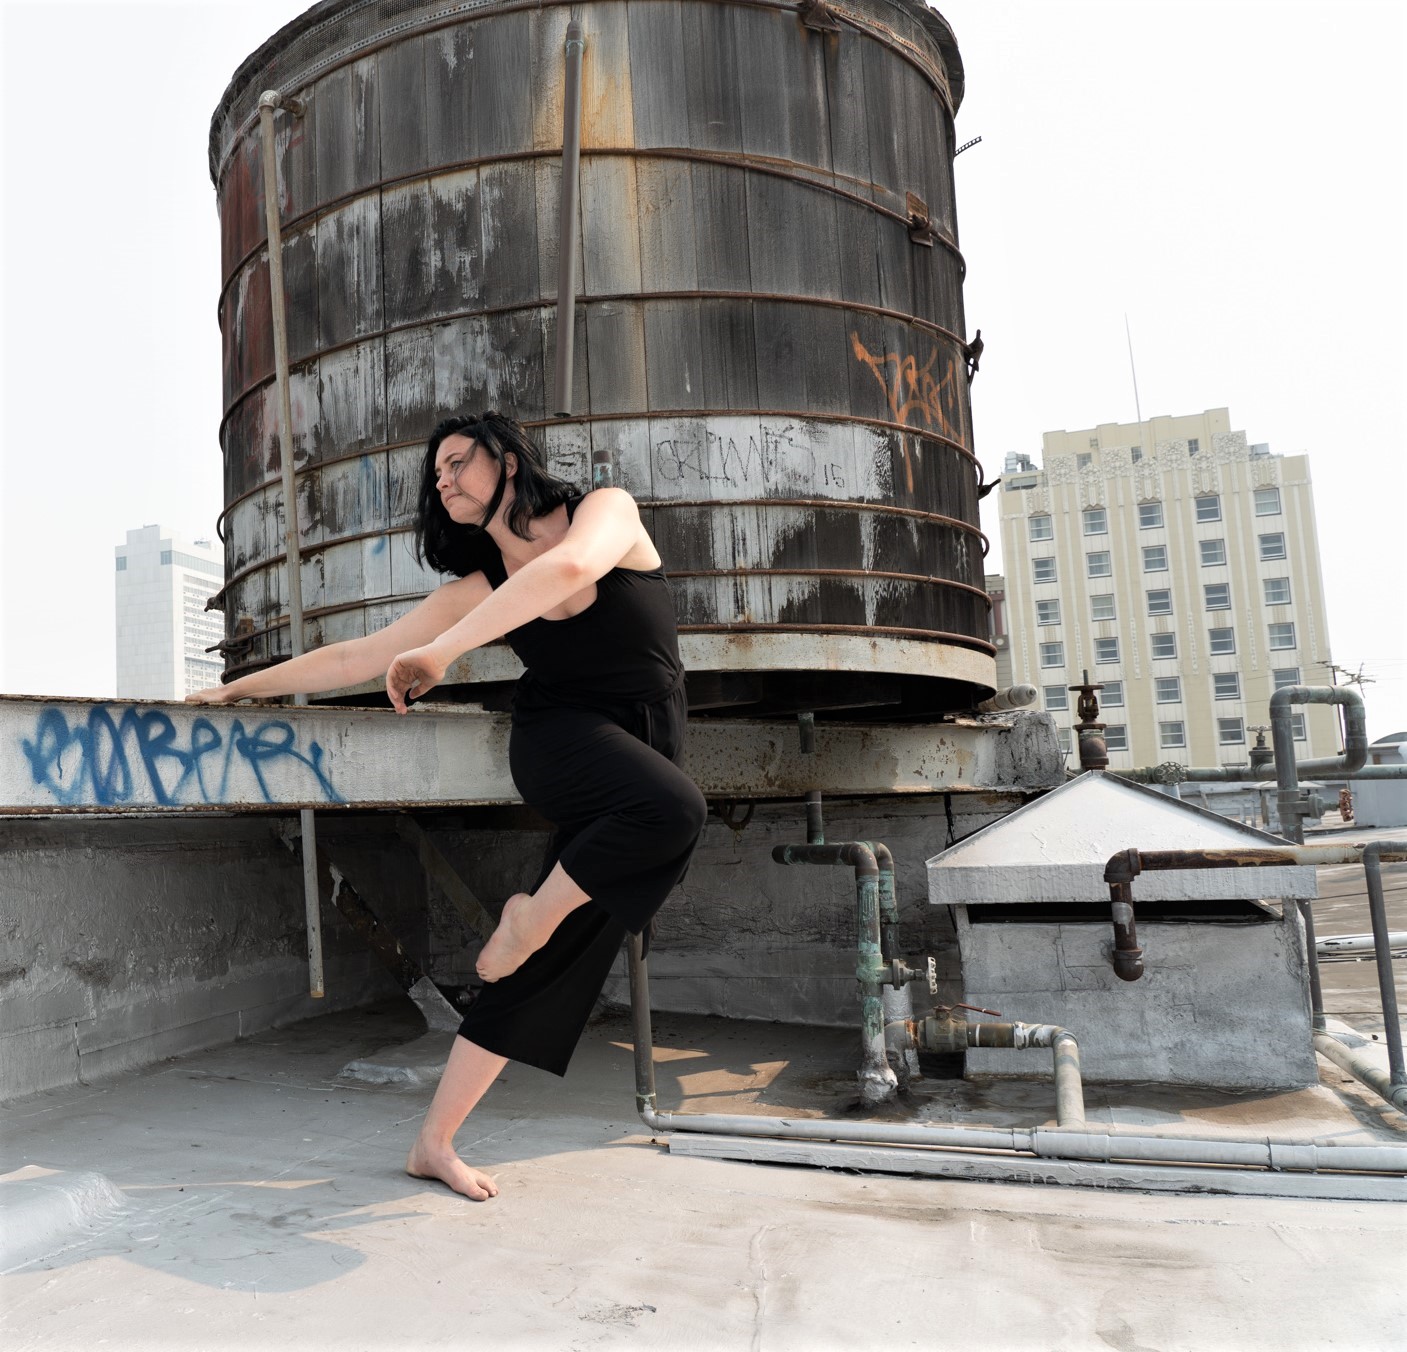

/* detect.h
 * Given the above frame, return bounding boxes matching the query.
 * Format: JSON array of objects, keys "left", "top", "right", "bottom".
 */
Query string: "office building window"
[
  {"left": 1195, "top": 495, "right": 1221, "bottom": 522},
  {"left": 1209, "top": 628, "right": 1236, "bottom": 655},
  {"left": 1077, "top": 452, "right": 1093, "bottom": 469},
  {"left": 1273, "top": 667, "right": 1301, "bottom": 690},
  {"left": 1204, "top": 583, "right": 1231, "bottom": 610},
  {"left": 1214, "top": 673, "right": 1241, "bottom": 700},
  {"left": 116, "top": 557, "right": 128, "bottom": 571},
  {"left": 1147, "top": 589, "right": 1172, "bottom": 616},
  {"left": 1254, "top": 487, "right": 1282, "bottom": 516},
  {"left": 1131, "top": 447, "right": 1143, "bottom": 463},
  {"left": 1083, "top": 507, "right": 1108, "bottom": 535},
  {"left": 1094, "top": 637, "right": 1120, "bottom": 664},
  {"left": 1057, "top": 728, "right": 1072, "bottom": 754},
  {"left": 1087, "top": 551, "right": 1112, "bottom": 578},
  {"left": 1188, "top": 438, "right": 1200, "bottom": 456},
  {"left": 1138, "top": 501, "right": 1164, "bottom": 529},
  {"left": 1292, "top": 714, "right": 1307, "bottom": 741},
  {"left": 1259, "top": 533, "right": 1286, "bottom": 561},
  {"left": 1033, "top": 556, "right": 1057, "bottom": 584},
  {"left": 1218, "top": 718, "right": 1245, "bottom": 745},
  {"left": 1200, "top": 538, "right": 1226, "bottom": 566},
  {"left": 1101, "top": 680, "right": 1124, "bottom": 707},
  {"left": 1091, "top": 594, "right": 1116, "bottom": 621},
  {"left": 1044, "top": 685, "right": 1069, "bottom": 711},
  {"left": 1143, "top": 545, "right": 1168, "bottom": 572},
  {"left": 1264, "top": 577, "right": 1291, "bottom": 605},
  {"left": 1268, "top": 622, "right": 1296, "bottom": 650},
  {"left": 1155, "top": 676, "right": 1181, "bottom": 703},
  {"left": 1029, "top": 514, "right": 1053, "bottom": 541},
  {"left": 1039, "top": 642, "right": 1065, "bottom": 668},
  {"left": 1150, "top": 632, "right": 1177, "bottom": 659},
  {"left": 1104, "top": 725, "right": 1128, "bottom": 751},
  {"left": 1036, "top": 600, "right": 1061, "bottom": 626},
  {"left": 1159, "top": 722, "right": 1186, "bottom": 749}
]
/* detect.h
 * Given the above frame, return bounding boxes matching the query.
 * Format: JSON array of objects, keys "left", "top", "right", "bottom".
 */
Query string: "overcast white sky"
[{"left": 2, "top": 0, "right": 1404, "bottom": 736}]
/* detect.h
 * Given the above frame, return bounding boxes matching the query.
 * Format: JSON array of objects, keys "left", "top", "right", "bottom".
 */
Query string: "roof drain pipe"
[
  {"left": 259, "top": 90, "right": 323, "bottom": 1000},
  {"left": 625, "top": 934, "right": 1407, "bottom": 1185}
]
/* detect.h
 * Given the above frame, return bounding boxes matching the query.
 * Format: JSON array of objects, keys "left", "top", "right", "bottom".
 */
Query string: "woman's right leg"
[{"left": 405, "top": 1034, "right": 509, "bottom": 1200}]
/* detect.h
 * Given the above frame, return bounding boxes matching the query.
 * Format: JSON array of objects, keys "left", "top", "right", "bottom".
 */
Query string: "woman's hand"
[
  {"left": 185, "top": 685, "right": 239, "bottom": 704},
  {"left": 386, "top": 644, "right": 449, "bottom": 714}
]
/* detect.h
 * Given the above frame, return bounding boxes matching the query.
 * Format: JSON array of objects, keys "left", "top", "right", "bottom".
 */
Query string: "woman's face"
[{"left": 434, "top": 433, "right": 512, "bottom": 526}]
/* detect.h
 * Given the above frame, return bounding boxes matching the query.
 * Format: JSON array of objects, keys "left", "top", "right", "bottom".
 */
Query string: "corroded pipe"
[
  {"left": 773, "top": 840, "right": 897, "bottom": 1104},
  {"left": 552, "top": 20, "right": 585, "bottom": 416}
]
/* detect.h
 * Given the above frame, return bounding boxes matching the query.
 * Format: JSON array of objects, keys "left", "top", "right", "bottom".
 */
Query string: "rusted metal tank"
[{"left": 210, "top": 0, "right": 993, "bottom": 714}]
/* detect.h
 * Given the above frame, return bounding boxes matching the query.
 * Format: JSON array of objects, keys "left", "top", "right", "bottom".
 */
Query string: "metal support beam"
[
  {"left": 394, "top": 815, "right": 498, "bottom": 942},
  {"left": 277, "top": 824, "right": 461, "bottom": 1031}
]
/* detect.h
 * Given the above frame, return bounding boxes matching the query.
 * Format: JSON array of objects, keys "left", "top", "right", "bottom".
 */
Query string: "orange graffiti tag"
[{"left": 850, "top": 332, "right": 963, "bottom": 443}]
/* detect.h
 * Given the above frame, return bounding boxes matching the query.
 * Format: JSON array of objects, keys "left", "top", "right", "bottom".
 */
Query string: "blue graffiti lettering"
[{"left": 21, "top": 705, "right": 343, "bottom": 807}]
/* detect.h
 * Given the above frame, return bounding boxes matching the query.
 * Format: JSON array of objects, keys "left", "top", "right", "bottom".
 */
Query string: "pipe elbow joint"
[
  {"left": 1103, "top": 849, "right": 1141, "bottom": 885},
  {"left": 1112, "top": 949, "right": 1144, "bottom": 982}
]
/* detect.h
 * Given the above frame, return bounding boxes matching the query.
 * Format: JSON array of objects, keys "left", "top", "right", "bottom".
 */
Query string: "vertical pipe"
[
  {"left": 805, "top": 791, "right": 824, "bottom": 845},
  {"left": 854, "top": 849, "right": 897, "bottom": 1104},
  {"left": 1363, "top": 846, "right": 1406, "bottom": 1087},
  {"left": 260, "top": 91, "right": 323, "bottom": 998},
  {"left": 553, "top": 21, "right": 585, "bottom": 417},
  {"left": 874, "top": 843, "right": 919, "bottom": 1082},
  {"left": 627, "top": 932, "right": 659, "bottom": 1117}
]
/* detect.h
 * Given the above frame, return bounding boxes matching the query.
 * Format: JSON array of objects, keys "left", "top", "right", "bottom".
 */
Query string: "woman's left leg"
[
  {"left": 405, "top": 1034, "right": 509, "bottom": 1200},
  {"left": 476, "top": 862, "right": 590, "bottom": 982}
]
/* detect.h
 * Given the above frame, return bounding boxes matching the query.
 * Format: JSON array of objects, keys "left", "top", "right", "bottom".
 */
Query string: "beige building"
[{"left": 996, "top": 408, "right": 1338, "bottom": 769}]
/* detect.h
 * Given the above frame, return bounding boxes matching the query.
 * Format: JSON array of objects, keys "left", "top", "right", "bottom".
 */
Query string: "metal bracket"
[
  {"left": 798, "top": 0, "right": 841, "bottom": 33},
  {"left": 906, "top": 192, "right": 937, "bottom": 247}
]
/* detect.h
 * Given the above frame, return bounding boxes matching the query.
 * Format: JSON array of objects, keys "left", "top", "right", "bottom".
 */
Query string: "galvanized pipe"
[
  {"left": 911, "top": 1014, "right": 1085, "bottom": 1126},
  {"left": 552, "top": 20, "right": 585, "bottom": 417},
  {"left": 259, "top": 90, "right": 322, "bottom": 999},
  {"left": 974, "top": 684, "right": 1037, "bottom": 713},
  {"left": 873, "top": 843, "right": 920, "bottom": 1083},
  {"left": 772, "top": 841, "right": 897, "bottom": 1103},
  {"left": 1363, "top": 844, "right": 1406, "bottom": 1091},
  {"left": 1313, "top": 1030, "right": 1407, "bottom": 1114},
  {"left": 625, "top": 936, "right": 1406, "bottom": 1175}
]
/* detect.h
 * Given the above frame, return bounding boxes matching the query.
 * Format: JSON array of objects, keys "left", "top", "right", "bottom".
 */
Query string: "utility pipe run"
[
  {"left": 908, "top": 1011, "right": 1085, "bottom": 1126},
  {"left": 625, "top": 936, "right": 1407, "bottom": 1177},
  {"left": 1105, "top": 841, "right": 1407, "bottom": 1114},
  {"left": 553, "top": 21, "right": 585, "bottom": 417},
  {"left": 259, "top": 90, "right": 323, "bottom": 999},
  {"left": 773, "top": 841, "right": 896, "bottom": 1103}
]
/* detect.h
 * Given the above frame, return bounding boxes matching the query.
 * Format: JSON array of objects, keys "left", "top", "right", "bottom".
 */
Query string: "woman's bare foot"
[
  {"left": 406, "top": 1137, "right": 498, "bottom": 1201},
  {"left": 476, "top": 892, "right": 555, "bottom": 982}
]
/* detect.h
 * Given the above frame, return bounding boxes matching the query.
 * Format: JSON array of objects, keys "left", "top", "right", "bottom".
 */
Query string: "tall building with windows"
[
  {"left": 996, "top": 408, "right": 1338, "bottom": 768},
  {"left": 115, "top": 525, "right": 225, "bottom": 699}
]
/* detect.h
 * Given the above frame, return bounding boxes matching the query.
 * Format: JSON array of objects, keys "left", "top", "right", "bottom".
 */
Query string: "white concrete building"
[
  {"left": 996, "top": 409, "right": 1338, "bottom": 769},
  {"left": 115, "top": 526, "right": 225, "bottom": 699}
]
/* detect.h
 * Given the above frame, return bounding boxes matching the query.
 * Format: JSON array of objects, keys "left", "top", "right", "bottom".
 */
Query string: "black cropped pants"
[{"left": 456, "top": 685, "right": 706, "bottom": 1075}]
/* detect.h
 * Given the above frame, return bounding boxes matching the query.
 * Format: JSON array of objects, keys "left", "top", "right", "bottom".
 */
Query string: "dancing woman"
[{"left": 190, "top": 413, "right": 707, "bottom": 1200}]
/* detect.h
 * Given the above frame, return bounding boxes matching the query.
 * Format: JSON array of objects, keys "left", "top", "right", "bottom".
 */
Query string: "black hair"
[{"left": 414, "top": 412, "right": 579, "bottom": 578}]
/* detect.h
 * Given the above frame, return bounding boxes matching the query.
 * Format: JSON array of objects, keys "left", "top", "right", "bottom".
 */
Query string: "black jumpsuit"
[{"left": 456, "top": 499, "right": 707, "bottom": 1075}]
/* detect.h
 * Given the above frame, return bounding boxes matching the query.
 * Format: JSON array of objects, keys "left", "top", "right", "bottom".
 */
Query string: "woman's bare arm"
[
  {"left": 187, "top": 571, "right": 493, "bottom": 703},
  {"left": 385, "top": 489, "right": 645, "bottom": 712}
]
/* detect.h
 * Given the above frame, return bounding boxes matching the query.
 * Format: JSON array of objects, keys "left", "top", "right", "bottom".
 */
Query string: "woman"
[{"left": 190, "top": 412, "right": 707, "bottom": 1201}]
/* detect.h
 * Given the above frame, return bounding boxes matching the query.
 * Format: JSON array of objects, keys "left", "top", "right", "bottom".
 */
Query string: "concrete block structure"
[{"left": 928, "top": 772, "right": 1320, "bottom": 1089}]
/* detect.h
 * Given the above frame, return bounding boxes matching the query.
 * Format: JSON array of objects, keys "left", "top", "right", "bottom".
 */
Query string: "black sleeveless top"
[{"left": 481, "top": 496, "right": 684, "bottom": 712}]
